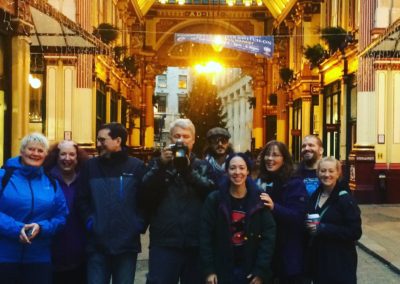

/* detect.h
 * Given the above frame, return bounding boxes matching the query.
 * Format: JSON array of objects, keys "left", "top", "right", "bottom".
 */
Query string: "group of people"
[{"left": 0, "top": 119, "right": 362, "bottom": 284}]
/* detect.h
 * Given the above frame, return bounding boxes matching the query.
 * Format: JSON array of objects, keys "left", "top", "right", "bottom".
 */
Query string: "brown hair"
[
  {"left": 43, "top": 140, "right": 89, "bottom": 172},
  {"left": 258, "top": 140, "right": 294, "bottom": 182}
]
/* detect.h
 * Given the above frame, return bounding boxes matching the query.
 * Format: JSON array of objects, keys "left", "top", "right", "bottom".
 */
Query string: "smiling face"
[
  {"left": 301, "top": 136, "right": 323, "bottom": 168},
  {"left": 228, "top": 156, "right": 249, "bottom": 187},
  {"left": 20, "top": 142, "right": 47, "bottom": 167},
  {"left": 57, "top": 142, "right": 78, "bottom": 174},
  {"left": 264, "top": 145, "right": 284, "bottom": 173},
  {"left": 318, "top": 160, "right": 340, "bottom": 190}
]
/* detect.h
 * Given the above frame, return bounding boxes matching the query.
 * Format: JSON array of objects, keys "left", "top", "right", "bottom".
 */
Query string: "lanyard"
[{"left": 315, "top": 192, "right": 330, "bottom": 219}]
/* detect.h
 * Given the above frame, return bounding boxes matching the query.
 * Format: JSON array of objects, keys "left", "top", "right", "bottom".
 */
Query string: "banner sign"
[{"left": 175, "top": 33, "right": 274, "bottom": 57}]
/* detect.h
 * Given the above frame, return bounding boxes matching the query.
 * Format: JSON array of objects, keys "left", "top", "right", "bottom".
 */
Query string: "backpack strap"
[{"left": 1, "top": 168, "right": 16, "bottom": 197}]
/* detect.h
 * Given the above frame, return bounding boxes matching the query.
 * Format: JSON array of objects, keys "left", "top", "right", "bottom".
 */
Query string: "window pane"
[
  {"left": 178, "top": 75, "right": 187, "bottom": 89},
  {"left": 158, "top": 75, "right": 167, "bottom": 88}
]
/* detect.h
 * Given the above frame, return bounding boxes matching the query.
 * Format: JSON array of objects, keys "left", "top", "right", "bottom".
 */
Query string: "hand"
[
  {"left": 206, "top": 273, "right": 218, "bottom": 284},
  {"left": 160, "top": 147, "right": 173, "bottom": 164},
  {"left": 20, "top": 223, "right": 40, "bottom": 244},
  {"left": 247, "top": 274, "right": 263, "bottom": 284},
  {"left": 305, "top": 221, "right": 318, "bottom": 235},
  {"left": 260, "top": 192, "right": 274, "bottom": 210}
]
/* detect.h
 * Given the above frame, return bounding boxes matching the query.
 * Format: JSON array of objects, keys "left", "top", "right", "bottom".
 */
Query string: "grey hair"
[
  {"left": 20, "top": 133, "right": 49, "bottom": 152},
  {"left": 169, "top": 118, "right": 196, "bottom": 137},
  {"left": 317, "top": 156, "right": 342, "bottom": 177}
]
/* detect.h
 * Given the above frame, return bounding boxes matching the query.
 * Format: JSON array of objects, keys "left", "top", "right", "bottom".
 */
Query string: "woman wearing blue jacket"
[
  {"left": 256, "top": 141, "right": 308, "bottom": 284},
  {"left": 0, "top": 133, "right": 68, "bottom": 284}
]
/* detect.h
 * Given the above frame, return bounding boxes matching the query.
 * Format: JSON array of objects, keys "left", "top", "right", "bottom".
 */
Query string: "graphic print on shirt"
[
  {"left": 303, "top": 177, "right": 320, "bottom": 196},
  {"left": 231, "top": 210, "right": 246, "bottom": 246}
]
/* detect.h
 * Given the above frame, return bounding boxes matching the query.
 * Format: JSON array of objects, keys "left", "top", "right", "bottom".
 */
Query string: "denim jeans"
[
  {"left": 146, "top": 246, "right": 201, "bottom": 284},
  {"left": 87, "top": 251, "right": 138, "bottom": 284}
]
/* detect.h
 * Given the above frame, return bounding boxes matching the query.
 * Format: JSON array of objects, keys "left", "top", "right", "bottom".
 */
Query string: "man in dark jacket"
[
  {"left": 77, "top": 122, "right": 145, "bottom": 284},
  {"left": 140, "top": 118, "right": 215, "bottom": 284}
]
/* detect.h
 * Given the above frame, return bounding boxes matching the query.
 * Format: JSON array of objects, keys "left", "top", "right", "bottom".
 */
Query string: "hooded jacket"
[{"left": 0, "top": 156, "right": 68, "bottom": 263}]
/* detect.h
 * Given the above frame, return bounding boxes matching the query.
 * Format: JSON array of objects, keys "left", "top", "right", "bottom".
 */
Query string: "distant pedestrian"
[
  {"left": 204, "top": 127, "right": 233, "bottom": 180},
  {"left": 257, "top": 140, "right": 308, "bottom": 283},
  {"left": 0, "top": 133, "right": 68, "bottom": 284},
  {"left": 76, "top": 122, "right": 146, "bottom": 284},
  {"left": 44, "top": 140, "right": 89, "bottom": 284},
  {"left": 140, "top": 118, "right": 215, "bottom": 284},
  {"left": 296, "top": 135, "right": 324, "bottom": 196},
  {"left": 305, "top": 157, "right": 361, "bottom": 284},
  {"left": 200, "top": 153, "right": 276, "bottom": 284}
]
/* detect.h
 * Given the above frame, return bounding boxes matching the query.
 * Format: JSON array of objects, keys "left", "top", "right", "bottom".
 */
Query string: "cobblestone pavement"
[
  {"left": 357, "top": 247, "right": 400, "bottom": 283},
  {"left": 133, "top": 247, "right": 400, "bottom": 283}
]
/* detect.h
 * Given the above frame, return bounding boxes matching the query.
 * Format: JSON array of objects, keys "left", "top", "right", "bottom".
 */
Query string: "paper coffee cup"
[{"left": 307, "top": 213, "right": 320, "bottom": 225}]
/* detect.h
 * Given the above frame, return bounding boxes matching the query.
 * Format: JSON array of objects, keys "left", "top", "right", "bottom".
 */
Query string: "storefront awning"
[
  {"left": 359, "top": 18, "right": 400, "bottom": 58},
  {"left": 28, "top": 2, "right": 110, "bottom": 55}
]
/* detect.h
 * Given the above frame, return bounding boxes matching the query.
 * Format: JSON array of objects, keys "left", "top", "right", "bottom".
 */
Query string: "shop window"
[
  {"left": 157, "top": 75, "right": 167, "bottom": 88},
  {"left": 110, "top": 90, "right": 118, "bottom": 122},
  {"left": 29, "top": 74, "right": 44, "bottom": 123},
  {"left": 178, "top": 75, "right": 187, "bottom": 89},
  {"left": 121, "top": 97, "right": 127, "bottom": 127},
  {"left": 96, "top": 79, "right": 107, "bottom": 133},
  {"left": 323, "top": 81, "right": 341, "bottom": 159},
  {"left": 292, "top": 99, "right": 302, "bottom": 162}
]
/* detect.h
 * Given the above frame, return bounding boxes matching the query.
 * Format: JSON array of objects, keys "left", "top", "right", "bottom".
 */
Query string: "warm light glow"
[
  {"left": 244, "top": 0, "right": 252, "bottom": 7},
  {"left": 257, "top": 0, "right": 263, "bottom": 6},
  {"left": 227, "top": 0, "right": 234, "bottom": 6},
  {"left": 159, "top": 0, "right": 167, "bottom": 4},
  {"left": 211, "top": 35, "right": 226, "bottom": 52},
  {"left": 29, "top": 74, "right": 41, "bottom": 89},
  {"left": 177, "top": 0, "right": 184, "bottom": 5},
  {"left": 194, "top": 61, "right": 224, "bottom": 74}
]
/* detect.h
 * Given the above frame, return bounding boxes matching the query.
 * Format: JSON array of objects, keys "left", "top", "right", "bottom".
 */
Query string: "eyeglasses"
[
  {"left": 265, "top": 153, "right": 282, "bottom": 159},
  {"left": 96, "top": 137, "right": 111, "bottom": 143},
  {"left": 210, "top": 137, "right": 229, "bottom": 144}
]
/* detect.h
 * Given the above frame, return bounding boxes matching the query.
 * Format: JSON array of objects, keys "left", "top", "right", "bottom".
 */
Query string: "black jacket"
[
  {"left": 200, "top": 177, "right": 276, "bottom": 283},
  {"left": 76, "top": 150, "right": 145, "bottom": 254},
  {"left": 140, "top": 154, "right": 215, "bottom": 248},
  {"left": 306, "top": 183, "right": 362, "bottom": 284}
]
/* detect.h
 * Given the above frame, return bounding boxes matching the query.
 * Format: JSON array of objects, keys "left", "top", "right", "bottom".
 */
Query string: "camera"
[{"left": 169, "top": 139, "right": 189, "bottom": 170}]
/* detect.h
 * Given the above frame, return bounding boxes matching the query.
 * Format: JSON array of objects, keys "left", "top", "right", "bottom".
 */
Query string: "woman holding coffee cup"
[
  {"left": 305, "top": 157, "right": 362, "bottom": 284},
  {"left": 257, "top": 141, "right": 308, "bottom": 283}
]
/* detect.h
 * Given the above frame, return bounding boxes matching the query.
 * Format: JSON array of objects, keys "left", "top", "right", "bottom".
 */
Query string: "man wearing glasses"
[
  {"left": 77, "top": 122, "right": 146, "bottom": 284},
  {"left": 204, "top": 127, "right": 234, "bottom": 180}
]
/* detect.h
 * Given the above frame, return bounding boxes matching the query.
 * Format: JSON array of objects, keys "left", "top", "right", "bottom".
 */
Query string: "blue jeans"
[
  {"left": 146, "top": 246, "right": 201, "bottom": 284},
  {"left": 87, "top": 251, "right": 138, "bottom": 284}
]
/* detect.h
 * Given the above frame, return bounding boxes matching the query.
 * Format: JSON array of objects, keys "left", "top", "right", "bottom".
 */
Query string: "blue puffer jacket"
[{"left": 0, "top": 156, "right": 68, "bottom": 263}]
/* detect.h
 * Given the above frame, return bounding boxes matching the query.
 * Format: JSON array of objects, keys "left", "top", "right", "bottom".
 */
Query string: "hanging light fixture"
[
  {"left": 159, "top": 0, "right": 167, "bottom": 4},
  {"left": 244, "top": 0, "right": 252, "bottom": 7},
  {"left": 177, "top": 0, "right": 185, "bottom": 5},
  {"left": 256, "top": 0, "right": 263, "bottom": 6},
  {"left": 226, "top": 0, "right": 235, "bottom": 6}
]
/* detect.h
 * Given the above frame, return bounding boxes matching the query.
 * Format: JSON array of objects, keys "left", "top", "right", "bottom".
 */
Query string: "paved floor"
[{"left": 133, "top": 204, "right": 400, "bottom": 283}]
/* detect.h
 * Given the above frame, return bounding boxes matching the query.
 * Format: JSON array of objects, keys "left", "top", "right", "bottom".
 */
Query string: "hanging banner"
[{"left": 175, "top": 33, "right": 274, "bottom": 57}]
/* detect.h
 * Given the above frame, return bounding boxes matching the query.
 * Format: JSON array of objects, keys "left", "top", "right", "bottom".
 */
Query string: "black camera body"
[{"left": 169, "top": 139, "right": 189, "bottom": 171}]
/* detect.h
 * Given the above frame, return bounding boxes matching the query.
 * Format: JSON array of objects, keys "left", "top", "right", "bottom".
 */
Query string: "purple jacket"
[
  {"left": 256, "top": 176, "right": 308, "bottom": 278},
  {"left": 50, "top": 167, "right": 86, "bottom": 271}
]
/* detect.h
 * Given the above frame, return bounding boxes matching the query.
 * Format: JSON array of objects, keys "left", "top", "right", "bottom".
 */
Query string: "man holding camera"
[{"left": 140, "top": 118, "right": 215, "bottom": 284}]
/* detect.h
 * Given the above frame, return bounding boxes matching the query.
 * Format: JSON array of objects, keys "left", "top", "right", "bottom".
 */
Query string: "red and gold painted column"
[{"left": 252, "top": 59, "right": 266, "bottom": 149}]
